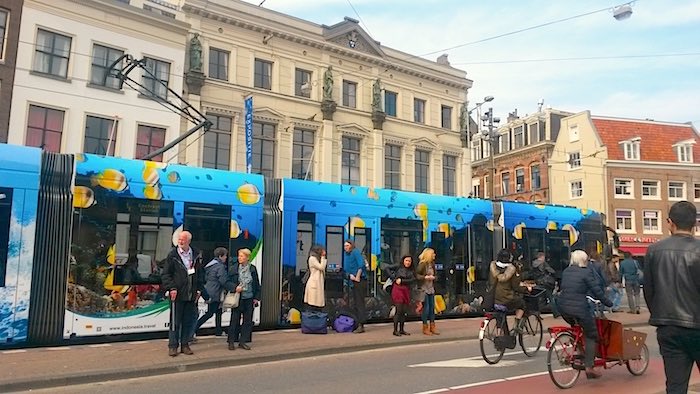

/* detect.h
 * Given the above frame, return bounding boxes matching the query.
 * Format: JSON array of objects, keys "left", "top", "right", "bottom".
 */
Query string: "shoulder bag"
[{"left": 223, "top": 291, "right": 240, "bottom": 309}]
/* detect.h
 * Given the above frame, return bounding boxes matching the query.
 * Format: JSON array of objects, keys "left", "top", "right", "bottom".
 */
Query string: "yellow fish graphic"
[
  {"left": 513, "top": 223, "right": 526, "bottom": 240},
  {"left": 166, "top": 171, "right": 181, "bottom": 183},
  {"left": 237, "top": 183, "right": 261, "bottom": 205},
  {"left": 91, "top": 169, "right": 128, "bottom": 192},
  {"left": 346, "top": 217, "right": 365, "bottom": 237},
  {"left": 73, "top": 186, "right": 96, "bottom": 208},
  {"left": 366, "top": 188, "right": 380, "bottom": 201},
  {"left": 107, "top": 244, "right": 116, "bottom": 265},
  {"left": 142, "top": 167, "right": 160, "bottom": 186},
  {"left": 230, "top": 220, "right": 241, "bottom": 238},
  {"left": 143, "top": 184, "right": 162, "bottom": 200}
]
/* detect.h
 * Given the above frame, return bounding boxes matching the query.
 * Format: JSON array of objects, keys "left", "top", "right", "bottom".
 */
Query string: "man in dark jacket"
[
  {"left": 161, "top": 230, "right": 202, "bottom": 357},
  {"left": 644, "top": 201, "right": 700, "bottom": 394}
]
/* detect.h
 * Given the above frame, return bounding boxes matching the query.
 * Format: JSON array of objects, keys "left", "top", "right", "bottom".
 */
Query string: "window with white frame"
[
  {"left": 614, "top": 179, "right": 633, "bottom": 198},
  {"left": 677, "top": 144, "right": 693, "bottom": 163},
  {"left": 142, "top": 57, "right": 170, "bottom": 99},
  {"left": 515, "top": 168, "right": 525, "bottom": 192},
  {"left": 471, "top": 178, "right": 481, "bottom": 198},
  {"left": 531, "top": 165, "right": 541, "bottom": 190},
  {"left": 414, "top": 98, "right": 425, "bottom": 123},
  {"left": 568, "top": 151, "right": 581, "bottom": 170},
  {"left": 695, "top": 182, "right": 700, "bottom": 201},
  {"left": 570, "top": 180, "right": 583, "bottom": 198},
  {"left": 513, "top": 126, "right": 524, "bottom": 148},
  {"left": 501, "top": 172, "right": 510, "bottom": 196},
  {"left": 615, "top": 209, "right": 633, "bottom": 231},
  {"left": 668, "top": 181, "right": 685, "bottom": 200},
  {"left": 642, "top": 210, "right": 661, "bottom": 233},
  {"left": 568, "top": 125, "right": 579, "bottom": 142},
  {"left": 471, "top": 139, "right": 481, "bottom": 161},
  {"left": 500, "top": 132, "right": 510, "bottom": 153},
  {"left": 622, "top": 139, "right": 640, "bottom": 160},
  {"left": 642, "top": 180, "right": 659, "bottom": 199},
  {"left": 342, "top": 80, "right": 357, "bottom": 108},
  {"left": 254, "top": 59, "right": 272, "bottom": 90},
  {"left": 484, "top": 175, "right": 490, "bottom": 198},
  {"left": 34, "top": 29, "right": 72, "bottom": 78},
  {"left": 0, "top": 9, "right": 7, "bottom": 60}
]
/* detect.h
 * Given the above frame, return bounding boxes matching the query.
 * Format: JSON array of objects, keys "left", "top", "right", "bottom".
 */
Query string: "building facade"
[
  {"left": 7, "top": 0, "right": 188, "bottom": 160},
  {"left": 470, "top": 108, "right": 571, "bottom": 202},
  {"left": 550, "top": 111, "right": 700, "bottom": 259},
  {"left": 181, "top": 0, "right": 472, "bottom": 195},
  {"left": 0, "top": 0, "right": 24, "bottom": 143}
]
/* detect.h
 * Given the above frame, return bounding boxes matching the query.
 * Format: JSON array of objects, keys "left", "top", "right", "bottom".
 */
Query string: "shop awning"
[{"left": 618, "top": 245, "right": 648, "bottom": 256}]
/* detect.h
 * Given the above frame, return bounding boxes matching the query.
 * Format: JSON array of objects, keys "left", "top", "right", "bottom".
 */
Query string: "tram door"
[
  {"left": 469, "top": 222, "right": 493, "bottom": 295},
  {"left": 184, "top": 203, "right": 231, "bottom": 263},
  {"left": 380, "top": 218, "right": 422, "bottom": 274},
  {"left": 430, "top": 231, "right": 448, "bottom": 295}
]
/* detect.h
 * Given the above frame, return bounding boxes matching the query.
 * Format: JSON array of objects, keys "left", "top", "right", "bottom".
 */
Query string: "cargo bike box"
[{"left": 596, "top": 319, "right": 647, "bottom": 361}]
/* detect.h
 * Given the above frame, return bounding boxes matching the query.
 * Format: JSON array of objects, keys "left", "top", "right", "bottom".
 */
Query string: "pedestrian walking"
[
  {"left": 227, "top": 248, "right": 261, "bottom": 351},
  {"left": 303, "top": 245, "right": 327, "bottom": 310},
  {"left": 644, "top": 201, "right": 700, "bottom": 394},
  {"left": 604, "top": 251, "right": 623, "bottom": 312},
  {"left": 195, "top": 247, "right": 229, "bottom": 336},
  {"left": 416, "top": 247, "right": 439, "bottom": 336},
  {"left": 162, "top": 230, "right": 202, "bottom": 357},
  {"left": 391, "top": 255, "right": 415, "bottom": 336},
  {"left": 343, "top": 240, "right": 367, "bottom": 333},
  {"left": 619, "top": 251, "right": 642, "bottom": 314}
]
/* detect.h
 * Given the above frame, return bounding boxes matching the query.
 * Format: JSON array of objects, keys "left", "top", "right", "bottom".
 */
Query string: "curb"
[{"left": 0, "top": 321, "right": 651, "bottom": 392}]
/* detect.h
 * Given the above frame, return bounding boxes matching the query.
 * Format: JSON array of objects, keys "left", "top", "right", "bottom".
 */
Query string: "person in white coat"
[{"left": 304, "top": 245, "right": 327, "bottom": 310}]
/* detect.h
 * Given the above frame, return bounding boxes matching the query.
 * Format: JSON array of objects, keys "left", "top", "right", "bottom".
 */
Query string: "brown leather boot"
[
  {"left": 422, "top": 323, "right": 432, "bottom": 336},
  {"left": 430, "top": 322, "right": 440, "bottom": 335}
]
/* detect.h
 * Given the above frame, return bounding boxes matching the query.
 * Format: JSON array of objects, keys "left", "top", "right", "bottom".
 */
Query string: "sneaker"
[
  {"left": 168, "top": 347, "right": 178, "bottom": 357},
  {"left": 228, "top": 342, "right": 236, "bottom": 351},
  {"left": 181, "top": 345, "right": 193, "bottom": 355},
  {"left": 238, "top": 343, "right": 251, "bottom": 350}
]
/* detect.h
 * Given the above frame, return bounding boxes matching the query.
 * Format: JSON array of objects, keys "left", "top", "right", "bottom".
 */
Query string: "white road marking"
[
  {"left": 409, "top": 358, "right": 525, "bottom": 368},
  {"left": 88, "top": 344, "right": 111, "bottom": 348},
  {"left": 414, "top": 370, "right": 553, "bottom": 393},
  {"left": 47, "top": 347, "right": 71, "bottom": 351},
  {"left": 448, "top": 379, "right": 506, "bottom": 389},
  {"left": 2, "top": 349, "right": 27, "bottom": 354},
  {"left": 414, "top": 389, "right": 450, "bottom": 394}
]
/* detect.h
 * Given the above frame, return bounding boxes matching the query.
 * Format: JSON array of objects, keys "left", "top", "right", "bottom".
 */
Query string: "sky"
[{"left": 244, "top": 0, "right": 700, "bottom": 129}]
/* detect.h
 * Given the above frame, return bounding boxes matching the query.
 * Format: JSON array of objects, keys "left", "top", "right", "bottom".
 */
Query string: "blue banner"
[{"left": 244, "top": 95, "right": 253, "bottom": 174}]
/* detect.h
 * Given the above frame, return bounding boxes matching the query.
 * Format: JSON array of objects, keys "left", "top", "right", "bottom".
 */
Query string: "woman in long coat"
[{"left": 304, "top": 245, "right": 327, "bottom": 309}]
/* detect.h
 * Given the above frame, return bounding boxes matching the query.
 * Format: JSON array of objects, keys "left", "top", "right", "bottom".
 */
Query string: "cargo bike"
[{"left": 546, "top": 297, "right": 650, "bottom": 389}]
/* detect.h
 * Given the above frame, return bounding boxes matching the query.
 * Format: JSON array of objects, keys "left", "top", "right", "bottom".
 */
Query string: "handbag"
[
  {"left": 301, "top": 311, "right": 328, "bottom": 334},
  {"left": 223, "top": 291, "right": 240, "bottom": 309}
]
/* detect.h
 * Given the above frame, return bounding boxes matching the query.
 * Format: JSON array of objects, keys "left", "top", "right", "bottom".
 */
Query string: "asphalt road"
[{"left": 17, "top": 326, "right": 665, "bottom": 394}]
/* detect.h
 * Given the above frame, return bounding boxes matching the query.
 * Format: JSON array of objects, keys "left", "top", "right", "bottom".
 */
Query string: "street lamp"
[
  {"left": 481, "top": 108, "right": 501, "bottom": 199},
  {"left": 466, "top": 96, "right": 494, "bottom": 140}
]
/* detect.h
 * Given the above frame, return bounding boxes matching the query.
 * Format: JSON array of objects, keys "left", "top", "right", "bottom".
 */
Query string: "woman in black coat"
[{"left": 557, "top": 250, "right": 612, "bottom": 379}]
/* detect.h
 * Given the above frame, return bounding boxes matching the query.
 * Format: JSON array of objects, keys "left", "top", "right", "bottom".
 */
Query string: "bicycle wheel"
[
  {"left": 520, "top": 313, "right": 543, "bottom": 356},
  {"left": 626, "top": 343, "right": 650, "bottom": 376},
  {"left": 547, "top": 332, "right": 583, "bottom": 389},
  {"left": 480, "top": 317, "right": 505, "bottom": 364}
]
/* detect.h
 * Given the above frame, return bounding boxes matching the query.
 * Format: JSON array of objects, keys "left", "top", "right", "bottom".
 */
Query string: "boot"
[
  {"left": 393, "top": 320, "right": 400, "bottom": 336},
  {"left": 399, "top": 321, "right": 410, "bottom": 336},
  {"left": 422, "top": 323, "right": 432, "bottom": 336},
  {"left": 430, "top": 322, "right": 440, "bottom": 335},
  {"left": 168, "top": 347, "right": 178, "bottom": 357},
  {"left": 181, "top": 345, "right": 193, "bottom": 355},
  {"left": 585, "top": 367, "right": 602, "bottom": 379}
]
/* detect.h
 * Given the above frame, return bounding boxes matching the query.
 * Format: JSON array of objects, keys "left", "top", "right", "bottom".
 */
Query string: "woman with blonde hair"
[
  {"left": 416, "top": 248, "right": 439, "bottom": 335},
  {"left": 226, "top": 248, "right": 261, "bottom": 351}
]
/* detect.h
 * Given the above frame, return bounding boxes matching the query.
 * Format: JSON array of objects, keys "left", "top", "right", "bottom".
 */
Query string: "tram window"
[
  {"left": 0, "top": 188, "right": 13, "bottom": 287},
  {"left": 296, "top": 213, "right": 314, "bottom": 276},
  {"left": 113, "top": 199, "right": 174, "bottom": 285},
  {"left": 431, "top": 231, "right": 448, "bottom": 294},
  {"left": 185, "top": 203, "right": 232, "bottom": 264},
  {"left": 470, "top": 223, "right": 493, "bottom": 281},
  {"left": 523, "top": 228, "right": 545, "bottom": 270},
  {"left": 545, "top": 230, "right": 571, "bottom": 274},
  {"left": 325, "top": 226, "right": 344, "bottom": 297}
]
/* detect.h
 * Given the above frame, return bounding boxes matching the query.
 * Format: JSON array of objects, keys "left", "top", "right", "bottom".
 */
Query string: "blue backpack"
[{"left": 301, "top": 311, "right": 328, "bottom": 334}]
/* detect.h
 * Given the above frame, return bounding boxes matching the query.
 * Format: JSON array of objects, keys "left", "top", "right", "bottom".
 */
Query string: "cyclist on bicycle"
[
  {"left": 557, "top": 250, "right": 613, "bottom": 379},
  {"left": 490, "top": 249, "right": 531, "bottom": 333}
]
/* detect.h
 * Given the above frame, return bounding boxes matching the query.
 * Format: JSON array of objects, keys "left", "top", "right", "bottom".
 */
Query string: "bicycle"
[
  {"left": 546, "top": 297, "right": 649, "bottom": 389},
  {"left": 479, "top": 288, "right": 545, "bottom": 364}
]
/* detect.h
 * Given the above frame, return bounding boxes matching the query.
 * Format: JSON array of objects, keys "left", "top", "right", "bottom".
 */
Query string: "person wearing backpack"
[
  {"left": 619, "top": 251, "right": 642, "bottom": 314},
  {"left": 194, "top": 247, "right": 228, "bottom": 336},
  {"left": 304, "top": 245, "right": 327, "bottom": 311}
]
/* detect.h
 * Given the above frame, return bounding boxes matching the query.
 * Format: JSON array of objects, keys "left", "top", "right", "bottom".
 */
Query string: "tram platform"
[{"left": 0, "top": 311, "right": 652, "bottom": 392}]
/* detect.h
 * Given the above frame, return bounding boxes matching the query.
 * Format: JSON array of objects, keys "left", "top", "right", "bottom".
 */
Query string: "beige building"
[
  {"left": 8, "top": 0, "right": 188, "bottom": 160},
  {"left": 550, "top": 111, "right": 700, "bottom": 259},
  {"left": 180, "top": 0, "right": 472, "bottom": 195}
]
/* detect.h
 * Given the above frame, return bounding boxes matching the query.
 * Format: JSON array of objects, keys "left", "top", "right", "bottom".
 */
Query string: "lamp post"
[
  {"left": 466, "top": 96, "right": 494, "bottom": 141},
  {"left": 481, "top": 108, "right": 501, "bottom": 198}
]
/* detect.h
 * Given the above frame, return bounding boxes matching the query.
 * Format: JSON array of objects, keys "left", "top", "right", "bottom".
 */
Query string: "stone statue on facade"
[
  {"left": 459, "top": 101, "right": 469, "bottom": 133},
  {"left": 322, "top": 66, "right": 334, "bottom": 101},
  {"left": 189, "top": 33, "right": 203, "bottom": 72},
  {"left": 371, "top": 79, "right": 382, "bottom": 113}
]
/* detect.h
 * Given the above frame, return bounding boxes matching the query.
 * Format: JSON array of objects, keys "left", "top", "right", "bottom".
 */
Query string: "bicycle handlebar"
[{"left": 586, "top": 296, "right": 602, "bottom": 304}]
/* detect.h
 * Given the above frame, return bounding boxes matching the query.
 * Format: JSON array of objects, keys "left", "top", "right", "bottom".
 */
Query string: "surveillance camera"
[{"left": 613, "top": 4, "right": 632, "bottom": 20}]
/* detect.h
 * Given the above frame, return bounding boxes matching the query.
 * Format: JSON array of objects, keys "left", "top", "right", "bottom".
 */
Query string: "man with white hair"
[
  {"left": 162, "top": 230, "right": 202, "bottom": 357},
  {"left": 556, "top": 249, "right": 613, "bottom": 379}
]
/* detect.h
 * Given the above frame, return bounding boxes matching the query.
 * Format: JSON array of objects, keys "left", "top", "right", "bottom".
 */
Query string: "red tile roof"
[{"left": 592, "top": 117, "right": 699, "bottom": 162}]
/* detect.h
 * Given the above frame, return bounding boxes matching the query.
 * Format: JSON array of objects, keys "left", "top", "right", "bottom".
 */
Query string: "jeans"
[
  {"left": 196, "top": 301, "right": 223, "bottom": 335},
  {"left": 656, "top": 325, "right": 700, "bottom": 394},
  {"left": 625, "top": 281, "right": 641, "bottom": 312},
  {"left": 168, "top": 300, "right": 196, "bottom": 349},
  {"left": 421, "top": 293, "right": 436, "bottom": 323},
  {"left": 606, "top": 285, "right": 623, "bottom": 311},
  {"left": 228, "top": 297, "right": 254, "bottom": 344}
]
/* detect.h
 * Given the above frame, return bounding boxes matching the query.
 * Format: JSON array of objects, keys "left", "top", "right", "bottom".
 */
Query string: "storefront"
[{"left": 617, "top": 236, "right": 661, "bottom": 263}]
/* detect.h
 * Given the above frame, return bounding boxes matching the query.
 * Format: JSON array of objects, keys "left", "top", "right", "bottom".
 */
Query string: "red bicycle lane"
[{"left": 446, "top": 358, "right": 700, "bottom": 394}]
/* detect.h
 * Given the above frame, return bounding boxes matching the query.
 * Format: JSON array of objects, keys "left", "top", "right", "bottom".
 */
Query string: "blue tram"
[{"left": 0, "top": 143, "right": 609, "bottom": 346}]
